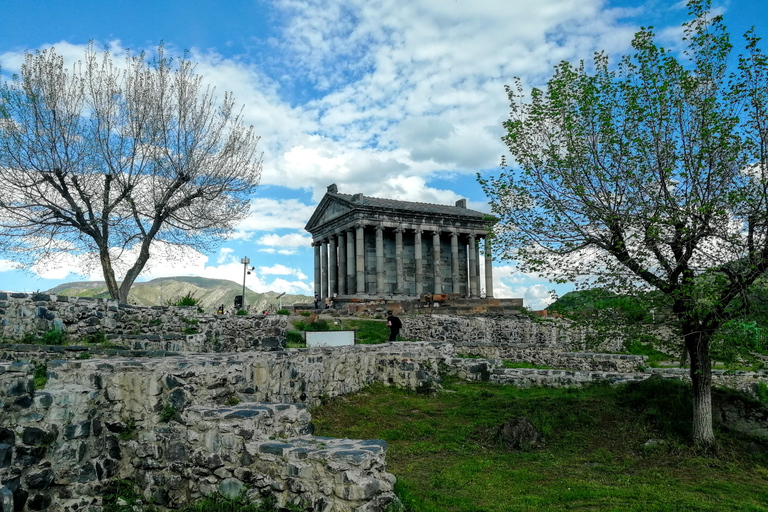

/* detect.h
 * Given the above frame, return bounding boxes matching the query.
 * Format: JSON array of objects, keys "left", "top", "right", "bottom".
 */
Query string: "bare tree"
[
  {"left": 481, "top": 0, "right": 768, "bottom": 446},
  {"left": 0, "top": 45, "right": 262, "bottom": 302}
]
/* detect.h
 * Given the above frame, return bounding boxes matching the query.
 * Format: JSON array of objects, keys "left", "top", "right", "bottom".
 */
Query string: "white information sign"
[{"left": 305, "top": 330, "right": 356, "bottom": 347}]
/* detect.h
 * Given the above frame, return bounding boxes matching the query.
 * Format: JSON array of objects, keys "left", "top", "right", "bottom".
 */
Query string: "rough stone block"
[
  {"left": 0, "top": 486, "right": 12, "bottom": 512},
  {"left": 0, "top": 444, "right": 11, "bottom": 468},
  {"left": 25, "top": 469, "right": 53, "bottom": 490}
]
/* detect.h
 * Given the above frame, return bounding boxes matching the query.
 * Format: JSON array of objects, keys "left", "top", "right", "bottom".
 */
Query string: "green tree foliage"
[
  {"left": 481, "top": 0, "right": 768, "bottom": 446},
  {"left": 0, "top": 45, "right": 262, "bottom": 302}
]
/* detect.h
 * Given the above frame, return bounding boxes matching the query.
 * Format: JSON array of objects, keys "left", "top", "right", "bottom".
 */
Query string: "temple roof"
[
  {"left": 329, "top": 192, "right": 486, "bottom": 218},
  {"left": 305, "top": 184, "right": 489, "bottom": 236}
]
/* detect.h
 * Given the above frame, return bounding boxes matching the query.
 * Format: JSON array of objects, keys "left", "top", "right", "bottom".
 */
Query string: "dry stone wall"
[
  {"left": 400, "top": 314, "right": 623, "bottom": 352},
  {"left": 0, "top": 292, "right": 286, "bottom": 352},
  {"left": 0, "top": 344, "right": 452, "bottom": 512}
]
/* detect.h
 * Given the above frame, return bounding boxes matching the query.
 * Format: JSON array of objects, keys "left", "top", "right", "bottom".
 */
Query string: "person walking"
[{"left": 386, "top": 310, "right": 402, "bottom": 342}]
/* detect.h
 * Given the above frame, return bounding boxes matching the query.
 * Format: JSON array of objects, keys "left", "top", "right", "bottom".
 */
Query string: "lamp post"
[{"left": 240, "top": 257, "right": 250, "bottom": 312}]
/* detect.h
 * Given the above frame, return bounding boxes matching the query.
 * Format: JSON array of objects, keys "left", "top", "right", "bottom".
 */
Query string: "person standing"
[
  {"left": 314, "top": 294, "right": 319, "bottom": 310},
  {"left": 386, "top": 310, "right": 402, "bottom": 342}
]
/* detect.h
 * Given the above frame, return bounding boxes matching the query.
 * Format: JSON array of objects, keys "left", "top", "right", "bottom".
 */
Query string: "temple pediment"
[{"left": 305, "top": 195, "right": 353, "bottom": 232}]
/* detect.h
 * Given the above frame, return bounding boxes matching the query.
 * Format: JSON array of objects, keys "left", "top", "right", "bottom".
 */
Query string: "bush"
[
  {"left": 167, "top": 292, "right": 204, "bottom": 312},
  {"left": 276, "top": 309, "right": 291, "bottom": 315},
  {"left": 236, "top": 309, "right": 248, "bottom": 316},
  {"left": 160, "top": 404, "right": 180, "bottom": 423},
  {"left": 286, "top": 330, "right": 305, "bottom": 347},
  {"left": 42, "top": 328, "right": 67, "bottom": 345},
  {"left": 84, "top": 330, "right": 108, "bottom": 345},
  {"left": 34, "top": 363, "right": 47, "bottom": 389}
]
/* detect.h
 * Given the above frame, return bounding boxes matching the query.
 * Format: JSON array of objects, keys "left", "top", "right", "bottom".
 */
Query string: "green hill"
[{"left": 47, "top": 276, "right": 312, "bottom": 313}]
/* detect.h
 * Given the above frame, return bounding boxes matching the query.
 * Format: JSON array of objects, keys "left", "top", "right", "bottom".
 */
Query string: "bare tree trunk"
[
  {"left": 99, "top": 248, "right": 121, "bottom": 302},
  {"left": 686, "top": 329, "right": 714, "bottom": 447},
  {"left": 117, "top": 239, "right": 153, "bottom": 303}
]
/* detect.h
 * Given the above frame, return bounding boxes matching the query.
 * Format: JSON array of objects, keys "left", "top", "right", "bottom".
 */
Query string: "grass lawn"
[
  {"left": 310, "top": 378, "right": 768, "bottom": 512},
  {"left": 287, "top": 317, "right": 397, "bottom": 346}
]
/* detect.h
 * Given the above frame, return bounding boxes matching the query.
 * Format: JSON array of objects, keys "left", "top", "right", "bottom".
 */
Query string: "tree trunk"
[
  {"left": 99, "top": 248, "right": 121, "bottom": 301},
  {"left": 685, "top": 328, "right": 714, "bottom": 447},
  {"left": 117, "top": 239, "right": 153, "bottom": 303}
]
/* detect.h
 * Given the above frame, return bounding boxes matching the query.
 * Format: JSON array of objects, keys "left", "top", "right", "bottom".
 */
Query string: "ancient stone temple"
[{"left": 305, "top": 184, "right": 494, "bottom": 299}]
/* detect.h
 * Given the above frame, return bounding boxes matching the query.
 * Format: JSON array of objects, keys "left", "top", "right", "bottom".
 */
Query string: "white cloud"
[
  {"left": 257, "top": 233, "right": 312, "bottom": 248},
  {"left": 0, "top": 259, "right": 19, "bottom": 272},
  {"left": 258, "top": 248, "right": 298, "bottom": 255},
  {"left": 217, "top": 248, "right": 235, "bottom": 264},
  {"left": 233, "top": 199, "right": 318, "bottom": 238},
  {"left": 258, "top": 264, "right": 308, "bottom": 280},
  {"left": 491, "top": 264, "right": 558, "bottom": 310}
]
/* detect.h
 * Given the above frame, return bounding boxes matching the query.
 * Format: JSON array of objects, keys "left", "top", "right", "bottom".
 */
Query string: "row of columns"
[{"left": 313, "top": 225, "right": 493, "bottom": 299}]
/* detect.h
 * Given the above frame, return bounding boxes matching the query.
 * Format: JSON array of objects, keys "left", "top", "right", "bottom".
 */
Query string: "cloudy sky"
[{"left": 0, "top": 0, "right": 765, "bottom": 309}]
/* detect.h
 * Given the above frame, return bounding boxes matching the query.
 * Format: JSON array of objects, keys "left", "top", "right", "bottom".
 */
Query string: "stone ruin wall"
[
  {"left": 0, "top": 344, "right": 456, "bottom": 512},
  {"left": 0, "top": 292, "right": 287, "bottom": 353},
  {"left": 2, "top": 297, "right": 768, "bottom": 512},
  {"left": 400, "top": 313, "right": 624, "bottom": 352}
]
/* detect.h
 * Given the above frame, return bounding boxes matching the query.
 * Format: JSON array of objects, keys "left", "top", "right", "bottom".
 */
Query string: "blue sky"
[{"left": 0, "top": 0, "right": 765, "bottom": 308}]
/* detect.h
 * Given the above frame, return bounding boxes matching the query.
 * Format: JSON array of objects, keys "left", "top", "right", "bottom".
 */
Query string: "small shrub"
[
  {"left": 299, "top": 311, "right": 311, "bottom": 317},
  {"left": 183, "top": 327, "right": 199, "bottom": 335},
  {"left": 76, "top": 351, "right": 91, "bottom": 360},
  {"left": 167, "top": 292, "right": 202, "bottom": 308},
  {"left": 103, "top": 479, "right": 141, "bottom": 512},
  {"left": 178, "top": 492, "right": 281, "bottom": 512},
  {"left": 236, "top": 309, "right": 248, "bottom": 316},
  {"left": 42, "top": 328, "right": 67, "bottom": 346},
  {"left": 276, "top": 309, "right": 291, "bottom": 315},
  {"left": 21, "top": 332, "right": 37, "bottom": 344},
  {"left": 118, "top": 419, "right": 137, "bottom": 441},
  {"left": 148, "top": 318, "right": 163, "bottom": 326},
  {"left": 84, "top": 330, "right": 107, "bottom": 345},
  {"left": 224, "top": 394, "right": 241, "bottom": 406},
  {"left": 160, "top": 404, "right": 179, "bottom": 423},
  {"left": 757, "top": 382, "right": 768, "bottom": 404},
  {"left": 183, "top": 317, "right": 199, "bottom": 325},
  {"left": 34, "top": 363, "right": 48, "bottom": 389},
  {"left": 286, "top": 330, "right": 306, "bottom": 348}
]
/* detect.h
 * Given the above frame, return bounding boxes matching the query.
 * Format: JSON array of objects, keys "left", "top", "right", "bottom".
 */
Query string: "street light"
[{"left": 240, "top": 257, "right": 252, "bottom": 312}]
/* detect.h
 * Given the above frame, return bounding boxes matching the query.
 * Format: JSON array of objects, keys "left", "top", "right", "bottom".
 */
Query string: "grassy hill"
[{"left": 47, "top": 276, "right": 311, "bottom": 313}]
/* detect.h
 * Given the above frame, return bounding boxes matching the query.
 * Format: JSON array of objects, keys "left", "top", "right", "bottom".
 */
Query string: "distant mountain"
[{"left": 46, "top": 276, "right": 312, "bottom": 313}]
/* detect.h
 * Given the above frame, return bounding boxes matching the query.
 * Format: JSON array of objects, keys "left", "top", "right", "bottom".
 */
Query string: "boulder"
[{"left": 497, "top": 416, "right": 541, "bottom": 450}]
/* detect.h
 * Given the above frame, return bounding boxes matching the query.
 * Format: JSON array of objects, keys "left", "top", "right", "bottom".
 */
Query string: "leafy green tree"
[
  {"left": 0, "top": 45, "right": 262, "bottom": 302},
  {"left": 481, "top": 1, "right": 768, "bottom": 446}
]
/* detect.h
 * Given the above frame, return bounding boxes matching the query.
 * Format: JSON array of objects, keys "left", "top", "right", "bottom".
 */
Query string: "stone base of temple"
[{"left": 295, "top": 295, "right": 525, "bottom": 316}]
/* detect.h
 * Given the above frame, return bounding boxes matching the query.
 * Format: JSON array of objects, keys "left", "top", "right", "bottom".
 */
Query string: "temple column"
[
  {"left": 375, "top": 225, "right": 385, "bottom": 294},
  {"left": 485, "top": 237, "right": 494, "bottom": 298},
  {"left": 356, "top": 224, "right": 365, "bottom": 294},
  {"left": 451, "top": 231, "right": 459, "bottom": 294},
  {"left": 432, "top": 231, "right": 442, "bottom": 294},
  {"left": 414, "top": 229, "right": 423, "bottom": 296},
  {"left": 468, "top": 234, "right": 478, "bottom": 297},
  {"left": 395, "top": 227, "right": 404, "bottom": 294},
  {"left": 313, "top": 242, "right": 321, "bottom": 297},
  {"left": 338, "top": 231, "right": 347, "bottom": 295},
  {"left": 328, "top": 236, "right": 337, "bottom": 297},
  {"left": 320, "top": 239, "right": 328, "bottom": 299},
  {"left": 346, "top": 228, "right": 355, "bottom": 294},
  {"left": 475, "top": 243, "right": 482, "bottom": 296}
]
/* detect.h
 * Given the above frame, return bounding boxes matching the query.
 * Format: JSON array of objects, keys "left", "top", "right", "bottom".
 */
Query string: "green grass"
[
  {"left": 622, "top": 340, "right": 671, "bottom": 367},
  {"left": 311, "top": 378, "right": 768, "bottom": 512},
  {"left": 502, "top": 361, "right": 558, "bottom": 369},
  {"left": 290, "top": 317, "right": 392, "bottom": 344},
  {"left": 33, "top": 363, "right": 47, "bottom": 389}
]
